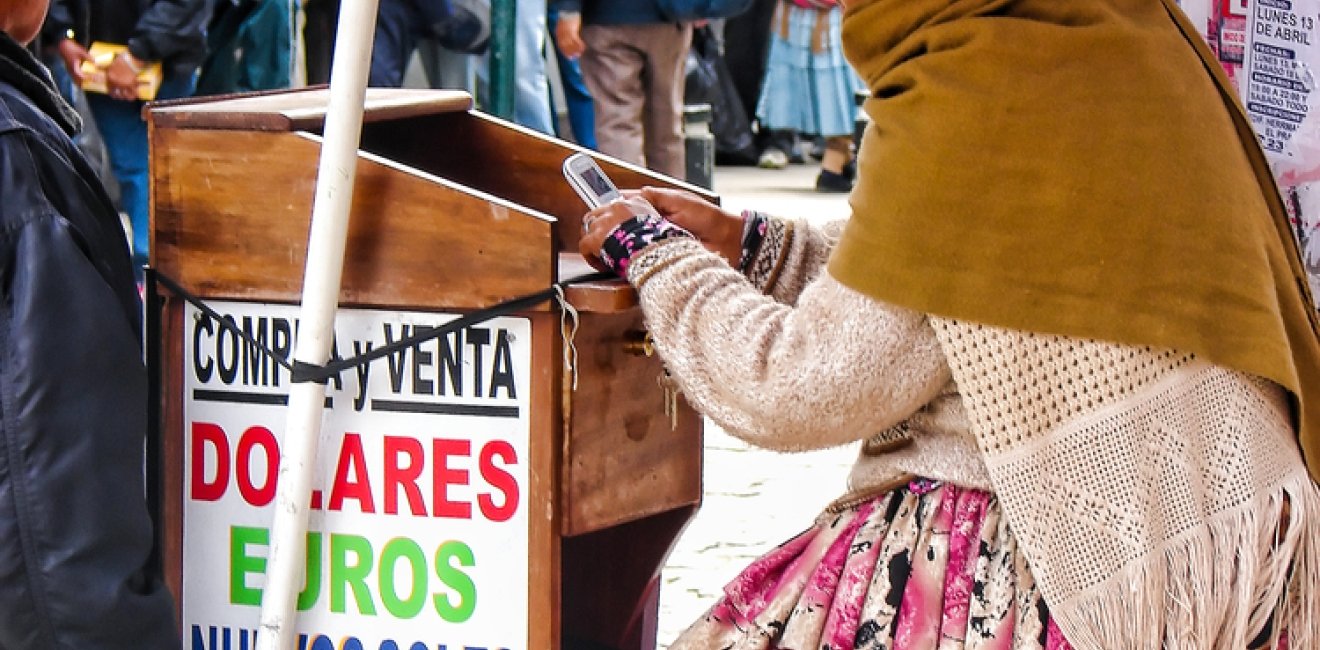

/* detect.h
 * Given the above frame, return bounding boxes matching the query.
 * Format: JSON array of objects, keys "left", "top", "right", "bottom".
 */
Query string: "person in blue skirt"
[{"left": 756, "top": 0, "right": 862, "bottom": 192}]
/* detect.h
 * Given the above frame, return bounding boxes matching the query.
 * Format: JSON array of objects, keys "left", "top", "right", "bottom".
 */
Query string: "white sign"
[{"left": 182, "top": 301, "right": 531, "bottom": 650}]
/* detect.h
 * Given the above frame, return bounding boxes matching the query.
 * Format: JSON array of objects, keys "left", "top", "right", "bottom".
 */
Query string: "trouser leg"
[
  {"left": 368, "top": 0, "right": 421, "bottom": 87},
  {"left": 640, "top": 22, "right": 692, "bottom": 179},
  {"left": 581, "top": 24, "right": 647, "bottom": 167}
]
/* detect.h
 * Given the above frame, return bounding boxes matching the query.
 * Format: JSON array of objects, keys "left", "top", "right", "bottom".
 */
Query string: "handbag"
[
  {"left": 657, "top": 0, "right": 756, "bottom": 22},
  {"left": 684, "top": 26, "right": 758, "bottom": 164}
]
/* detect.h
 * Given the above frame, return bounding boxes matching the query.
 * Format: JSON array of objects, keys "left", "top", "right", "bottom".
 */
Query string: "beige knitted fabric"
[
  {"left": 929, "top": 319, "right": 1319, "bottom": 649},
  {"left": 627, "top": 219, "right": 992, "bottom": 491}
]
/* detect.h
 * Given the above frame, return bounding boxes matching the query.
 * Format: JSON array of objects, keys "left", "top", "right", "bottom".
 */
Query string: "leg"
[
  {"left": 639, "top": 22, "right": 692, "bottom": 179},
  {"left": 418, "top": 37, "right": 476, "bottom": 91},
  {"left": 722, "top": 0, "right": 778, "bottom": 125},
  {"left": 156, "top": 68, "right": 199, "bottom": 102},
  {"left": 304, "top": 0, "right": 341, "bottom": 84},
  {"left": 473, "top": 0, "right": 552, "bottom": 132},
  {"left": 580, "top": 25, "right": 647, "bottom": 167},
  {"left": 85, "top": 95, "right": 149, "bottom": 270},
  {"left": 820, "top": 135, "right": 851, "bottom": 174},
  {"left": 815, "top": 135, "right": 853, "bottom": 193},
  {"left": 548, "top": 8, "right": 596, "bottom": 148},
  {"left": 416, "top": 36, "right": 443, "bottom": 87},
  {"left": 86, "top": 71, "right": 196, "bottom": 274},
  {"left": 560, "top": 53, "right": 596, "bottom": 148},
  {"left": 511, "top": 0, "right": 554, "bottom": 133},
  {"left": 368, "top": 0, "right": 420, "bottom": 87}
]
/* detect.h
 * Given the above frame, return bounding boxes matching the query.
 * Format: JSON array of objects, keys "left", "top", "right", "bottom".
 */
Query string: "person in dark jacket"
[
  {"left": 43, "top": 0, "right": 212, "bottom": 280},
  {"left": 195, "top": 0, "right": 293, "bottom": 96},
  {"left": 0, "top": 1, "right": 182, "bottom": 648},
  {"left": 552, "top": 0, "right": 690, "bottom": 178}
]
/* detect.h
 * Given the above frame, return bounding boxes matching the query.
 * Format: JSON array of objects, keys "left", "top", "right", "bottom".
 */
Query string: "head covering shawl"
[{"left": 830, "top": 0, "right": 1320, "bottom": 482}]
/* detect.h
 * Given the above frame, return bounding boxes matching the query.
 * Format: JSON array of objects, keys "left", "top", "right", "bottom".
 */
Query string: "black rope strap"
[{"left": 153, "top": 271, "right": 615, "bottom": 384}]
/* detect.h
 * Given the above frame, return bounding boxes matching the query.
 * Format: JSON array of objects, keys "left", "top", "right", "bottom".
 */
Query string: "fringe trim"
[{"left": 1049, "top": 473, "right": 1320, "bottom": 650}]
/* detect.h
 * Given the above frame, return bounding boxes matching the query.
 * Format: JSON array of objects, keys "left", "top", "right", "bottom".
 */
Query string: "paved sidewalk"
[
  {"left": 706, "top": 162, "right": 853, "bottom": 220},
  {"left": 654, "top": 163, "right": 857, "bottom": 646}
]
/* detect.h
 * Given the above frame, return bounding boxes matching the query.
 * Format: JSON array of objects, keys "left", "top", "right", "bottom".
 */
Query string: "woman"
[
  {"left": 754, "top": 0, "right": 862, "bottom": 191},
  {"left": 578, "top": 0, "right": 1320, "bottom": 647}
]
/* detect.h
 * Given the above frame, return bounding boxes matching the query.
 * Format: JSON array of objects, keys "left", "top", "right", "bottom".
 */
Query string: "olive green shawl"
[{"left": 830, "top": 0, "right": 1320, "bottom": 482}]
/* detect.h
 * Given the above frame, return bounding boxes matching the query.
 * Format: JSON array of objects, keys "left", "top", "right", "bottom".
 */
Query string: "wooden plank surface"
[
  {"left": 558, "top": 254, "right": 638, "bottom": 314},
  {"left": 150, "top": 128, "right": 554, "bottom": 311},
  {"left": 357, "top": 111, "right": 719, "bottom": 251},
  {"left": 149, "top": 88, "right": 473, "bottom": 132}
]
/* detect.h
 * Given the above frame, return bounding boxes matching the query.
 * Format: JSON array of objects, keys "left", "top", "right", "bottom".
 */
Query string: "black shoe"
[{"left": 816, "top": 169, "right": 853, "bottom": 193}]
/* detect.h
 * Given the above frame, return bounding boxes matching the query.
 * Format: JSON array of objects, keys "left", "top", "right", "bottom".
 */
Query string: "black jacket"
[
  {"left": 43, "top": 0, "right": 214, "bottom": 75},
  {"left": 0, "top": 32, "right": 180, "bottom": 649}
]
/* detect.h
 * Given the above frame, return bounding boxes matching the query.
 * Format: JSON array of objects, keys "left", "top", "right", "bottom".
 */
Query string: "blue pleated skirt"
[{"left": 755, "top": 2, "right": 865, "bottom": 137}]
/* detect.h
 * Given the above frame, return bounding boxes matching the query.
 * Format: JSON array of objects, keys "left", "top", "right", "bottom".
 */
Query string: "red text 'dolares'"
[{"left": 189, "top": 423, "right": 521, "bottom": 522}]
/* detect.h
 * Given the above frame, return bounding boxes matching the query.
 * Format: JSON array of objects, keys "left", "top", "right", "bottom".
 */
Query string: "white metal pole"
[{"left": 256, "top": 0, "right": 380, "bottom": 647}]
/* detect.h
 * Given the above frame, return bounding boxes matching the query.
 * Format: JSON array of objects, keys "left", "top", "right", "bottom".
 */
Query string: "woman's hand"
[
  {"left": 578, "top": 196, "right": 658, "bottom": 272},
  {"left": 636, "top": 187, "right": 744, "bottom": 268}
]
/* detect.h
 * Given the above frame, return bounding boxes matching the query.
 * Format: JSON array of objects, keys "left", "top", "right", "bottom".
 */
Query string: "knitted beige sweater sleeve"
[
  {"left": 623, "top": 218, "right": 950, "bottom": 453},
  {"left": 741, "top": 216, "right": 845, "bottom": 304}
]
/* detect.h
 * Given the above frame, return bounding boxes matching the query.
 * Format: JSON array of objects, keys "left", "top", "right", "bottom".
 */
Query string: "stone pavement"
[{"left": 653, "top": 163, "right": 858, "bottom": 646}]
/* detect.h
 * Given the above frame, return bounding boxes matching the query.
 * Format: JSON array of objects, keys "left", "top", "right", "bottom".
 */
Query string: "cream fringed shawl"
[
  {"left": 927, "top": 322, "right": 1318, "bottom": 648},
  {"left": 828, "top": 0, "right": 1320, "bottom": 646}
]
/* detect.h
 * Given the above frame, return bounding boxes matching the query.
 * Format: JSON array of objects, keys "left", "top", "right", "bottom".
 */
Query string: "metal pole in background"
[
  {"left": 254, "top": 0, "right": 379, "bottom": 647},
  {"left": 488, "top": 0, "right": 516, "bottom": 119}
]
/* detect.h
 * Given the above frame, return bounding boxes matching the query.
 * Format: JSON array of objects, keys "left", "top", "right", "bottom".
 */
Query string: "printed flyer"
[
  {"left": 1244, "top": 0, "right": 1320, "bottom": 301},
  {"left": 1183, "top": 0, "right": 1320, "bottom": 303},
  {"left": 1243, "top": 0, "right": 1320, "bottom": 178}
]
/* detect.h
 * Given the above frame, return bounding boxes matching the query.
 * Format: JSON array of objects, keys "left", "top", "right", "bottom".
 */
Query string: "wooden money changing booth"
[{"left": 147, "top": 88, "right": 707, "bottom": 650}]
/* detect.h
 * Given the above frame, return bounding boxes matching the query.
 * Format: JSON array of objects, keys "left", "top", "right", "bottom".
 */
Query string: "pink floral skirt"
[{"left": 668, "top": 479, "right": 1074, "bottom": 650}]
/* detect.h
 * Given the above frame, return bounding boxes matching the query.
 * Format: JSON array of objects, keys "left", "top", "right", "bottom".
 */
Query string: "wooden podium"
[{"left": 147, "top": 88, "right": 707, "bottom": 650}]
